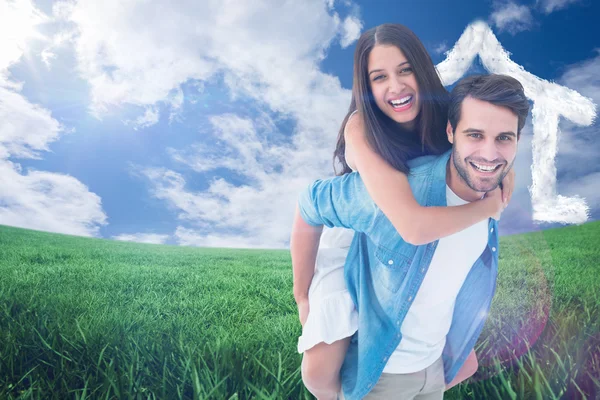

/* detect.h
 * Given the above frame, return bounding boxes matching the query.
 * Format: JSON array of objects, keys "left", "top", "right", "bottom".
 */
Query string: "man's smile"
[{"left": 468, "top": 160, "right": 503, "bottom": 175}]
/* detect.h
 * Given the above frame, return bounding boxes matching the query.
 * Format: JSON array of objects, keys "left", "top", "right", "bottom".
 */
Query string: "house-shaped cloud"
[{"left": 435, "top": 21, "right": 597, "bottom": 224}]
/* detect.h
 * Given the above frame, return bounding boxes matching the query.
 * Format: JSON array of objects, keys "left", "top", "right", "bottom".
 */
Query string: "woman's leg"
[
  {"left": 301, "top": 337, "right": 352, "bottom": 400},
  {"left": 444, "top": 349, "right": 478, "bottom": 391}
]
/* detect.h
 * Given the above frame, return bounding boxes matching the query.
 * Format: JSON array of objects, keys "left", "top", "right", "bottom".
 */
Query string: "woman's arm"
[
  {"left": 291, "top": 204, "right": 323, "bottom": 324},
  {"left": 345, "top": 113, "right": 507, "bottom": 245}
]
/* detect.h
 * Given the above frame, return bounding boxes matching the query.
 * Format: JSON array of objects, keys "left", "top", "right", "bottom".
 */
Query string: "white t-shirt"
[{"left": 382, "top": 184, "right": 489, "bottom": 373}]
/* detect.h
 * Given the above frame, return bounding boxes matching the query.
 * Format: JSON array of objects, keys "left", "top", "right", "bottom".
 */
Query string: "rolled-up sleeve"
[{"left": 297, "top": 172, "right": 378, "bottom": 233}]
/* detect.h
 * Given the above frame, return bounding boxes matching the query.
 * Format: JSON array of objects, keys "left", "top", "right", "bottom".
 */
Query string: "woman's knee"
[
  {"left": 302, "top": 356, "right": 333, "bottom": 388},
  {"left": 302, "top": 354, "right": 342, "bottom": 393}
]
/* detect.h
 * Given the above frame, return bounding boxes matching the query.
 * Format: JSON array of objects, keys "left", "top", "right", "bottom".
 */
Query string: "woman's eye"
[
  {"left": 400, "top": 67, "right": 413, "bottom": 74},
  {"left": 373, "top": 75, "right": 385, "bottom": 81}
]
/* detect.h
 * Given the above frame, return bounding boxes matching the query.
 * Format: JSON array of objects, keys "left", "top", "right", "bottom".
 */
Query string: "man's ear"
[{"left": 446, "top": 121, "right": 454, "bottom": 144}]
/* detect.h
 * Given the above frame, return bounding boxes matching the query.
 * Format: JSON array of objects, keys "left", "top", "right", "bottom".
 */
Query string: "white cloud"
[
  {"left": 52, "top": 0, "right": 355, "bottom": 116},
  {"left": 433, "top": 42, "right": 449, "bottom": 55},
  {"left": 500, "top": 50, "right": 600, "bottom": 231},
  {"left": 175, "top": 227, "right": 271, "bottom": 249},
  {"left": 0, "top": 0, "right": 47, "bottom": 85},
  {"left": 0, "top": 0, "right": 108, "bottom": 237},
  {"left": 554, "top": 51, "right": 600, "bottom": 214},
  {"left": 0, "top": 159, "right": 107, "bottom": 236},
  {"left": 113, "top": 233, "right": 170, "bottom": 244},
  {"left": 559, "top": 50, "right": 600, "bottom": 104},
  {"left": 561, "top": 172, "right": 600, "bottom": 210},
  {"left": 490, "top": 2, "right": 534, "bottom": 34},
  {"left": 125, "top": 106, "right": 160, "bottom": 131},
  {"left": 41, "top": 49, "right": 57, "bottom": 68},
  {"left": 134, "top": 158, "right": 306, "bottom": 247},
  {"left": 167, "top": 114, "right": 284, "bottom": 180},
  {"left": 52, "top": 0, "right": 76, "bottom": 20},
  {"left": 40, "top": 30, "right": 77, "bottom": 69},
  {"left": 536, "top": 0, "right": 581, "bottom": 14},
  {"left": 50, "top": 0, "right": 217, "bottom": 117},
  {"left": 339, "top": 15, "right": 362, "bottom": 48},
  {"left": 53, "top": 0, "right": 358, "bottom": 248},
  {"left": 168, "top": 87, "right": 184, "bottom": 123},
  {"left": 0, "top": 87, "right": 62, "bottom": 159}
]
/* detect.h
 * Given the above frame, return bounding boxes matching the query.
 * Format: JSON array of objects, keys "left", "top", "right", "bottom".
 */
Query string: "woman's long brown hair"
[{"left": 333, "top": 24, "right": 451, "bottom": 176}]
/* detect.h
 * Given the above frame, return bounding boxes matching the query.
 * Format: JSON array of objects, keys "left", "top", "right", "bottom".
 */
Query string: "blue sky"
[{"left": 0, "top": 0, "right": 598, "bottom": 248}]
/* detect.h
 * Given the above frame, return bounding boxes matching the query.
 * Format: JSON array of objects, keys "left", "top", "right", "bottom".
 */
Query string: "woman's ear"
[{"left": 446, "top": 121, "right": 454, "bottom": 144}]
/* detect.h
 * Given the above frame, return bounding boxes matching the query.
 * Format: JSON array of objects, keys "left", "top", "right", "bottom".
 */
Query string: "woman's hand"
[
  {"left": 297, "top": 298, "right": 310, "bottom": 327},
  {"left": 501, "top": 168, "right": 515, "bottom": 205},
  {"left": 483, "top": 187, "right": 505, "bottom": 219},
  {"left": 483, "top": 168, "right": 515, "bottom": 218}
]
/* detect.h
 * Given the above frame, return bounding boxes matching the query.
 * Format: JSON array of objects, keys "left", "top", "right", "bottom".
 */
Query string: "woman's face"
[{"left": 367, "top": 44, "right": 420, "bottom": 129}]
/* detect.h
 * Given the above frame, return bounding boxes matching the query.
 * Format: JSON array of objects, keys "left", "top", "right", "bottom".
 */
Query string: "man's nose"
[{"left": 479, "top": 139, "right": 501, "bottom": 162}]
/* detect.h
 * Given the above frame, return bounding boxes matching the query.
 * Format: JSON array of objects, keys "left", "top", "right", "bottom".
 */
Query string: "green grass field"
[{"left": 1, "top": 222, "right": 599, "bottom": 399}]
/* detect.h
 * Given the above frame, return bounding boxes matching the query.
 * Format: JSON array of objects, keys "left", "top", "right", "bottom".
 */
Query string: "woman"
[{"left": 291, "top": 24, "right": 512, "bottom": 400}]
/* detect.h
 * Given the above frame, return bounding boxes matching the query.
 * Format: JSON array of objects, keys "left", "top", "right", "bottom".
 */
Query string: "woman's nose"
[{"left": 388, "top": 76, "right": 406, "bottom": 94}]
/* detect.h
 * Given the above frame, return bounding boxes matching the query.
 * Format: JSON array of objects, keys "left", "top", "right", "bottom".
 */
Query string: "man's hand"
[
  {"left": 445, "top": 349, "right": 479, "bottom": 391},
  {"left": 297, "top": 297, "right": 310, "bottom": 327}
]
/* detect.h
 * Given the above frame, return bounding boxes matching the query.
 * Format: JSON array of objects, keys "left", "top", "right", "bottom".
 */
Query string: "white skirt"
[{"left": 297, "top": 227, "right": 359, "bottom": 353}]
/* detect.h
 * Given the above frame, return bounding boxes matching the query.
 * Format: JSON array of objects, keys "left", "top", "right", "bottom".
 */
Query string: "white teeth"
[
  {"left": 390, "top": 95, "right": 412, "bottom": 106},
  {"left": 472, "top": 162, "right": 498, "bottom": 172}
]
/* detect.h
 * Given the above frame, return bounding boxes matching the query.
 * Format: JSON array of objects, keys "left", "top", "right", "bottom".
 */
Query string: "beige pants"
[{"left": 342, "top": 355, "right": 446, "bottom": 400}]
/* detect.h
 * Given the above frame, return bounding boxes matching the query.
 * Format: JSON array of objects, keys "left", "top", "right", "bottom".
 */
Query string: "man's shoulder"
[
  {"left": 325, "top": 171, "right": 363, "bottom": 184},
  {"left": 407, "top": 150, "right": 449, "bottom": 176},
  {"left": 407, "top": 155, "right": 437, "bottom": 171},
  {"left": 318, "top": 171, "right": 370, "bottom": 197}
]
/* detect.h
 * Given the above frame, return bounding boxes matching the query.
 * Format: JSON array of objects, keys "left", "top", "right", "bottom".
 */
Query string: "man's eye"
[
  {"left": 469, "top": 134, "right": 482, "bottom": 138},
  {"left": 498, "top": 135, "right": 512, "bottom": 141}
]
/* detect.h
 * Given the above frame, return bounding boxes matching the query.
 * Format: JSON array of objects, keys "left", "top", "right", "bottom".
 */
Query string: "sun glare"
[{"left": 0, "top": 0, "right": 48, "bottom": 71}]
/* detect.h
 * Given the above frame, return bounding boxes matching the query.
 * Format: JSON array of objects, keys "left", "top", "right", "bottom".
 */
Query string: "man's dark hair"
[{"left": 448, "top": 74, "right": 530, "bottom": 138}]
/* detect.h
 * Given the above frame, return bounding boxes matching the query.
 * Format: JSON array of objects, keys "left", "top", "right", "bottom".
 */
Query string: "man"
[{"left": 294, "top": 74, "right": 529, "bottom": 399}]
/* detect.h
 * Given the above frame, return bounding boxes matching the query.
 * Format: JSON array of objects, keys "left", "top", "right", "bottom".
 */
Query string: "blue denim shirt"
[{"left": 298, "top": 149, "right": 499, "bottom": 399}]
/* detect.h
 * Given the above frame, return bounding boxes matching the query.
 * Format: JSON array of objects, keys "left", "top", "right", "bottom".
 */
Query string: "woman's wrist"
[
  {"left": 477, "top": 196, "right": 499, "bottom": 218},
  {"left": 294, "top": 289, "right": 309, "bottom": 305}
]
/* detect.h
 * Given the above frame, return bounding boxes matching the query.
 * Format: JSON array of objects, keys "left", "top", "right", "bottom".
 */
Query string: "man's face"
[{"left": 447, "top": 96, "right": 519, "bottom": 197}]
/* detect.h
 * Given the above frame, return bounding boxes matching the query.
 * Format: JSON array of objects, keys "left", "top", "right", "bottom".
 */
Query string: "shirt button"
[
  {"left": 408, "top": 296, "right": 413, "bottom": 301},
  {"left": 490, "top": 228, "right": 494, "bottom": 233},
  {"left": 492, "top": 247, "right": 496, "bottom": 252},
  {"left": 397, "top": 320, "right": 401, "bottom": 326},
  {"left": 383, "top": 356, "right": 388, "bottom": 361},
  {"left": 388, "top": 259, "right": 394, "bottom": 265},
  {"left": 368, "top": 383, "right": 372, "bottom": 388},
  {"left": 421, "top": 268, "right": 425, "bottom": 273}
]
